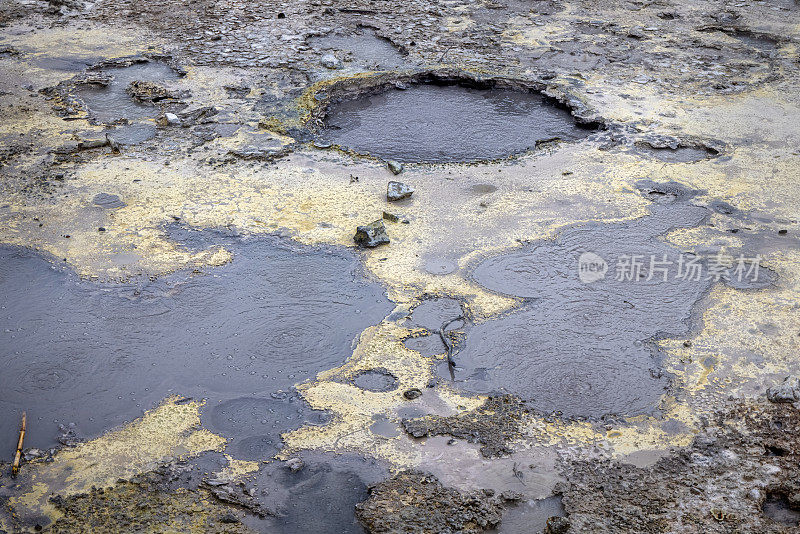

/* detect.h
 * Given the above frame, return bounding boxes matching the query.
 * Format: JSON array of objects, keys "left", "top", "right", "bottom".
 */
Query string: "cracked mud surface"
[{"left": 1, "top": 0, "right": 799, "bottom": 531}]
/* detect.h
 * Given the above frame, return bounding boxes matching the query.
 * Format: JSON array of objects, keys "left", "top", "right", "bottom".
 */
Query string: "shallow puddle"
[
  {"left": 308, "top": 29, "right": 406, "bottom": 70},
  {"left": 74, "top": 61, "right": 179, "bottom": 123},
  {"left": 447, "top": 183, "right": 767, "bottom": 418},
  {"left": 0, "top": 237, "right": 392, "bottom": 453},
  {"left": 318, "top": 84, "right": 593, "bottom": 163}
]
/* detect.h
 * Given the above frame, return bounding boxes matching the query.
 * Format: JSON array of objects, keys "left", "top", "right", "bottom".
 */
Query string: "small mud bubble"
[
  {"left": 424, "top": 259, "right": 457, "bottom": 275},
  {"left": 318, "top": 83, "right": 593, "bottom": 163},
  {"left": 92, "top": 192, "right": 126, "bottom": 209},
  {"left": 353, "top": 369, "right": 398, "bottom": 392}
]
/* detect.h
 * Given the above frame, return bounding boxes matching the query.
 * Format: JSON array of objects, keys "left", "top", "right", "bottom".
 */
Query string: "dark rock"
[
  {"left": 387, "top": 181, "right": 413, "bottom": 201},
  {"left": 402, "top": 388, "right": 422, "bottom": 400},
  {"left": 382, "top": 211, "right": 399, "bottom": 223},
  {"left": 354, "top": 220, "right": 390, "bottom": 248},
  {"left": 401, "top": 395, "right": 528, "bottom": 457},
  {"left": 545, "top": 516, "right": 570, "bottom": 534},
  {"left": 386, "top": 160, "right": 404, "bottom": 175},
  {"left": 767, "top": 376, "right": 800, "bottom": 403},
  {"left": 355, "top": 471, "right": 506, "bottom": 533},
  {"left": 219, "top": 512, "right": 240, "bottom": 524}
]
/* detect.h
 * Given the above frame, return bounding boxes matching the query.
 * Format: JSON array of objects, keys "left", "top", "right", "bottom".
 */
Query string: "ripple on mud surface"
[
  {"left": 457, "top": 194, "right": 717, "bottom": 418},
  {"left": 0, "top": 237, "right": 391, "bottom": 452},
  {"left": 318, "top": 84, "right": 593, "bottom": 163},
  {"left": 206, "top": 394, "right": 331, "bottom": 460}
]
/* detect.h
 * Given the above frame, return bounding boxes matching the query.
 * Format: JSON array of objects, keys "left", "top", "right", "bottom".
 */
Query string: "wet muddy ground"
[{"left": 1, "top": 0, "right": 800, "bottom": 531}]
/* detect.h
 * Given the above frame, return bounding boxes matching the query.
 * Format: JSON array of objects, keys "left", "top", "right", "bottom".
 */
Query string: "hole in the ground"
[
  {"left": 74, "top": 60, "right": 180, "bottom": 124},
  {"left": 315, "top": 77, "right": 597, "bottom": 163},
  {"left": 634, "top": 142, "right": 718, "bottom": 163},
  {"left": 352, "top": 369, "right": 399, "bottom": 392},
  {"left": 763, "top": 493, "right": 800, "bottom": 525}
]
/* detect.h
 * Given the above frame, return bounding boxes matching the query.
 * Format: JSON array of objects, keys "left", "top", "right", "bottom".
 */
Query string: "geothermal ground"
[{"left": 0, "top": 0, "right": 799, "bottom": 532}]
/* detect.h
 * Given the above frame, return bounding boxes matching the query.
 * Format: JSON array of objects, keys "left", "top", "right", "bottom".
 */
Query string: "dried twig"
[{"left": 12, "top": 412, "right": 26, "bottom": 477}]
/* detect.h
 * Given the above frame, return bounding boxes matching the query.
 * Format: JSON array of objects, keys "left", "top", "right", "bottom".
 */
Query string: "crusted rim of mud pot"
[{"left": 284, "top": 69, "right": 606, "bottom": 164}]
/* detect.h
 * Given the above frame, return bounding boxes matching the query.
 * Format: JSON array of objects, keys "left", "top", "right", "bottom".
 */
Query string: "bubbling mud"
[
  {"left": 449, "top": 182, "right": 771, "bottom": 418},
  {"left": 0, "top": 236, "right": 392, "bottom": 453},
  {"left": 318, "top": 83, "right": 594, "bottom": 163}
]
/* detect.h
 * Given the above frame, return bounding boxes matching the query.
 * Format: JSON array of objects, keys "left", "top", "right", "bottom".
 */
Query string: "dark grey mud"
[
  {"left": 308, "top": 28, "right": 407, "bottom": 71},
  {"left": 448, "top": 182, "right": 769, "bottom": 418},
  {"left": 0, "top": 236, "right": 392, "bottom": 454},
  {"left": 318, "top": 84, "right": 593, "bottom": 163}
]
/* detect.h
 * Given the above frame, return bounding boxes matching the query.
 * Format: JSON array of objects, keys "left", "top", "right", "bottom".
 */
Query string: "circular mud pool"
[{"left": 317, "top": 83, "right": 594, "bottom": 163}]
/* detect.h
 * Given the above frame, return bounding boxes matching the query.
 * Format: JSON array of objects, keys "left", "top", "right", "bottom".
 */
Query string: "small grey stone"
[
  {"left": 382, "top": 211, "right": 400, "bottom": 223},
  {"left": 387, "top": 160, "right": 404, "bottom": 175},
  {"left": 164, "top": 112, "right": 181, "bottom": 125},
  {"left": 387, "top": 181, "right": 414, "bottom": 201},
  {"left": 354, "top": 220, "right": 390, "bottom": 248},
  {"left": 545, "top": 516, "right": 570, "bottom": 534},
  {"left": 320, "top": 53, "right": 341, "bottom": 69},
  {"left": 286, "top": 457, "right": 304, "bottom": 472},
  {"left": 767, "top": 375, "right": 800, "bottom": 403}
]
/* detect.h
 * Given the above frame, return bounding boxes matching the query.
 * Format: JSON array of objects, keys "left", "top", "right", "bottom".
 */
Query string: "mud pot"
[
  {"left": 1, "top": 0, "right": 799, "bottom": 531},
  {"left": 318, "top": 82, "right": 594, "bottom": 163}
]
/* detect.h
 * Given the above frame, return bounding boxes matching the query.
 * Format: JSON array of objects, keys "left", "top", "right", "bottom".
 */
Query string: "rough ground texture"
[
  {"left": 47, "top": 478, "right": 253, "bottom": 533},
  {"left": 557, "top": 401, "right": 800, "bottom": 533},
  {"left": 1, "top": 0, "right": 799, "bottom": 530},
  {"left": 401, "top": 395, "right": 529, "bottom": 457},
  {"left": 355, "top": 471, "right": 519, "bottom": 533}
]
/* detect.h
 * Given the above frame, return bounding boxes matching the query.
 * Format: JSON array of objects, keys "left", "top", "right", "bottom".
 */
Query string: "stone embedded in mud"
[
  {"left": 355, "top": 471, "right": 514, "bottom": 533},
  {"left": 545, "top": 516, "right": 571, "bottom": 534},
  {"left": 402, "top": 388, "right": 422, "bottom": 400},
  {"left": 320, "top": 53, "right": 342, "bottom": 69},
  {"left": 382, "top": 211, "right": 400, "bottom": 223},
  {"left": 767, "top": 376, "right": 800, "bottom": 403},
  {"left": 125, "top": 80, "right": 175, "bottom": 102},
  {"left": 387, "top": 181, "right": 413, "bottom": 201},
  {"left": 400, "top": 395, "right": 527, "bottom": 457},
  {"left": 557, "top": 400, "right": 800, "bottom": 533},
  {"left": 386, "top": 160, "right": 404, "bottom": 175},
  {"left": 354, "top": 219, "right": 390, "bottom": 247}
]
